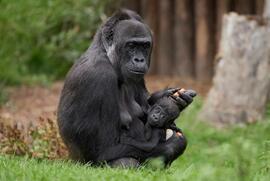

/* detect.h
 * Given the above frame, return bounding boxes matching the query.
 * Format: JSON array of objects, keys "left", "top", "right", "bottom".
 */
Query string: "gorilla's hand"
[
  {"left": 171, "top": 89, "right": 197, "bottom": 111},
  {"left": 162, "top": 88, "right": 181, "bottom": 97},
  {"left": 148, "top": 88, "right": 180, "bottom": 105}
]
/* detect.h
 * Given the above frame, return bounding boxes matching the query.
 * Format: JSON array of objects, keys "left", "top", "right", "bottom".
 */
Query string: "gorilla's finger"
[
  {"left": 168, "top": 88, "right": 181, "bottom": 94},
  {"left": 165, "top": 88, "right": 181, "bottom": 96},
  {"left": 179, "top": 93, "right": 193, "bottom": 104},
  {"left": 185, "top": 89, "right": 197, "bottom": 97},
  {"left": 173, "top": 97, "right": 188, "bottom": 108}
]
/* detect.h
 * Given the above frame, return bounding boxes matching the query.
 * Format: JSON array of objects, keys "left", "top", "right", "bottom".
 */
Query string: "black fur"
[{"left": 57, "top": 9, "right": 191, "bottom": 166}]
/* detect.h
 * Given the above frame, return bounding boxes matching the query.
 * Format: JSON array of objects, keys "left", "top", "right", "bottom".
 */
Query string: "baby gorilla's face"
[
  {"left": 147, "top": 105, "right": 168, "bottom": 127},
  {"left": 147, "top": 97, "right": 180, "bottom": 128}
]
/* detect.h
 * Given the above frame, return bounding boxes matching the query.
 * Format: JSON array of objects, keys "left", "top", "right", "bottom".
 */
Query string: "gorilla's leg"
[
  {"left": 146, "top": 130, "right": 187, "bottom": 167},
  {"left": 97, "top": 131, "right": 186, "bottom": 168}
]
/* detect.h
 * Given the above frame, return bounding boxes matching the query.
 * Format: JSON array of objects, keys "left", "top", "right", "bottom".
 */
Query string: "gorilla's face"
[
  {"left": 147, "top": 97, "right": 179, "bottom": 128},
  {"left": 113, "top": 20, "right": 152, "bottom": 80},
  {"left": 147, "top": 105, "right": 168, "bottom": 127}
]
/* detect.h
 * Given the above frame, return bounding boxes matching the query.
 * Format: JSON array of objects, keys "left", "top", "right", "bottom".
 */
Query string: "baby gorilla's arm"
[{"left": 168, "top": 122, "right": 183, "bottom": 133}]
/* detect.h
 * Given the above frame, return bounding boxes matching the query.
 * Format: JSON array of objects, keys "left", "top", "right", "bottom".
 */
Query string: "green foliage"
[
  {"left": 0, "top": 0, "right": 114, "bottom": 85},
  {"left": 0, "top": 83, "right": 8, "bottom": 105},
  {"left": 0, "top": 118, "right": 67, "bottom": 159},
  {"left": 0, "top": 99, "right": 270, "bottom": 180}
]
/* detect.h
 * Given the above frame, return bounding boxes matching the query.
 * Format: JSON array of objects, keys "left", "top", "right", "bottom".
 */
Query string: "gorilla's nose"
[
  {"left": 152, "top": 114, "right": 158, "bottom": 121},
  {"left": 133, "top": 57, "right": 145, "bottom": 63}
]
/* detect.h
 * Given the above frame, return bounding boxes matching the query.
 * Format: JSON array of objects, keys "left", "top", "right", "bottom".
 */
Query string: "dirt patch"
[
  {"left": 0, "top": 82, "right": 62, "bottom": 126},
  {"left": 0, "top": 76, "right": 210, "bottom": 126}
]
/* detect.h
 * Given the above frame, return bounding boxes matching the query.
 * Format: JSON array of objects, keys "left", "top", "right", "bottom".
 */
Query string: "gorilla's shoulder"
[{"left": 66, "top": 57, "right": 117, "bottom": 87}]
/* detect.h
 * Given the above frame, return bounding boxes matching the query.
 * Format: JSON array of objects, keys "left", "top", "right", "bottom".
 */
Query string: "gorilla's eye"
[
  {"left": 126, "top": 42, "right": 136, "bottom": 49},
  {"left": 154, "top": 107, "right": 161, "bottom": 113},
  {"left": 143, "top": 42, "right": 150, "bottom": 49}
]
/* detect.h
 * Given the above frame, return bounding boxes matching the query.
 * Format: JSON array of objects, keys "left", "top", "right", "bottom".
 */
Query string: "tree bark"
[
  {"left": 200, "top": 13, "right": 270, "bottom": 126},
  {"left": 256, "top": 0, "right": 265, "bottom": 15},
  {"left": 157, "top": 0, "right": 174, "bottom": 75},
  {"left": 216, "top": 0, "right": 232, "bottom": 51},
  {"left": 141, "top": 0, "right": 159, "bottom": 75},
  {"left": 174, "top": 0, "right": 194, "bottom": 78},
  {"left": 264, "top": 0, "right": 270, "bottom": 19},
  {"left": 195, "top": 0, "right": 215, "bottom": 82},
  {"left": 234, "top": 0, "right": 255, "bottom": 14},
  {"left": 121, "top": 0, "right": 141, "bottom": 14}
]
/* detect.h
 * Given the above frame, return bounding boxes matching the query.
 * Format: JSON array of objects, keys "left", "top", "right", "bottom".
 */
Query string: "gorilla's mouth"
[{"left": 128, "top": 69, "right": 146, "bottom": 75}]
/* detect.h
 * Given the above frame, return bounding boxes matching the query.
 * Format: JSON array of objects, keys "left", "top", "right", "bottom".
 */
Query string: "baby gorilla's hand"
[{"left": 171, "top": 89, "right": 196, "bottom": 111}]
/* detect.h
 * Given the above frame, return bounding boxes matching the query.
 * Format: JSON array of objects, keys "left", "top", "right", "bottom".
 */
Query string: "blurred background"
[
  {"left": 123, "top": 0, "right": 265, "bottom": 81},
  {"left": 0, "top": 0, "right": 270, "bottom": 180},
  {"left": 0, "top": 0, "right": 265, "bottom": 87}
]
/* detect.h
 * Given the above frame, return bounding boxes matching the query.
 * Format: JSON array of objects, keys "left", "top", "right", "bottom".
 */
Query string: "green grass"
[{"left": 1, "top": 100, "right": 270, "bottom": 181}]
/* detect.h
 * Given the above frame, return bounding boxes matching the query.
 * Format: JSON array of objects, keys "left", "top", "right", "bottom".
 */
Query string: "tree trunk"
[
  {"left": 216, "top": 0, "right": 232, "bottom": 51},
  {"left": 157, "top": 0, "right": 174, "bottom": 75},
  {"left": 234, "top": 0, "right": 255, "bottom": 14},
  {"left": 174, "top": 0, "right": 194, "bottom": 78},
  {"left": 200, "top": 13, "right": 270, "bottom": 126},
  {"left": 256, "top": 0, "right": 265, "bottom": 15},
  {"left": 195, "top": 0, "right": 215, "bottom": 82},
  {"left": 141, "top": 0, "right": 159, "bottom": 75},
  {"left": 121, "top": 0, "right": 141, "bottom": 14},
  {"left": 264, "top": 0, "right": 270, "bottom": 19}
]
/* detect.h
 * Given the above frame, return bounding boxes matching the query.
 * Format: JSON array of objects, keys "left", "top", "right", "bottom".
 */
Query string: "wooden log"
[
  {"left": 200, "top": 13, "right": 270, "bottom": 126},
  {"left": 174, "top": 0, "right": 194, "bottom": 78},
  {"left": 157, "top": 0, "right": 174, "bottom": 75},
  {"left": 195, "top": 0, "right": 215, "bottom": 82}
]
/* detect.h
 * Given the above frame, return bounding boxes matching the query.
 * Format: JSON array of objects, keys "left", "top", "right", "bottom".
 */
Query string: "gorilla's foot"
[
  {"left": 165, "top": 129, "right": 174, "bottom": 140},
  {"left": 108, "top": 157, "right": 140, "bottom": 168},
  {"left": 144, "top": 156, "right": 166, "bottom": 169}
]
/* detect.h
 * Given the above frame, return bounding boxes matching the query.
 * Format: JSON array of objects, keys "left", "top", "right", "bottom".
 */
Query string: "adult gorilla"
[{"left": 58, "top": 9, "right": 193, "bottom": 167}]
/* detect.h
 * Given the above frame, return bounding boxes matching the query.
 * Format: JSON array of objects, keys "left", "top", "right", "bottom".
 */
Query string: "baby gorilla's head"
[{"left": 147, "top": 97, "right": 179, "bottom": 128}]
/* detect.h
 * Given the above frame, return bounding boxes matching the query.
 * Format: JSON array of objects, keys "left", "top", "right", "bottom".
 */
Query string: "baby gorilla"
[
  {"left": 101, "top": 89, "right": 196, "bottom": 166},
  {"left": 145, "top": 89, "right": 196, "bottom": 140},
  {"left": 145, "top": 96, "right": 181, "bottom": 141},
  {"left": 121, "top": 89, "right": 196, "bottom": 152}
]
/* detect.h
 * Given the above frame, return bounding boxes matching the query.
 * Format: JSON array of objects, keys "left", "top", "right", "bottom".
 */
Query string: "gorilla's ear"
[
  {"left": 101, "top": 9, "right": 142, "bottom": 51},
  {"left": 101, "top": 11, "right": 129, "bottom": 51}
]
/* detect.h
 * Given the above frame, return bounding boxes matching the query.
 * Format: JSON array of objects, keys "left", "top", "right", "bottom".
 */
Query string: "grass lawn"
[{"left": 0, "top": 100, "right": 270, "bottom": 181}]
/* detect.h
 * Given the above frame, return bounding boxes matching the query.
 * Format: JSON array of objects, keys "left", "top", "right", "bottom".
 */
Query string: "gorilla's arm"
[
  {"left": 168, "top": 122, "right": 183, "bottom": 133},
  {"left": 120, "top": 129, "right": 162, "bottom": 152},
  {"left": 58, "top": 58, "right": 126, "bottom": 162}
]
